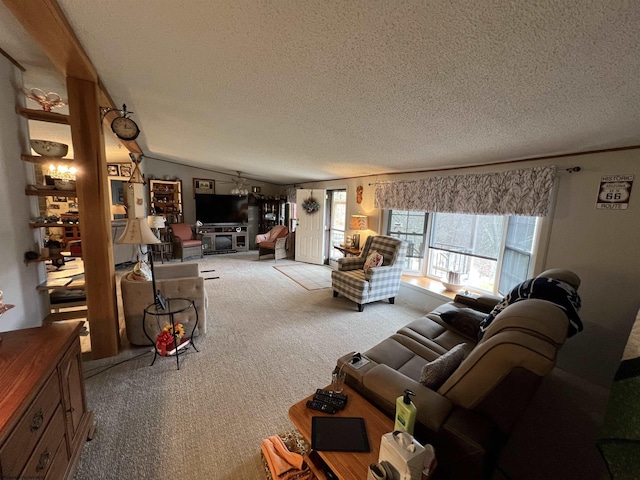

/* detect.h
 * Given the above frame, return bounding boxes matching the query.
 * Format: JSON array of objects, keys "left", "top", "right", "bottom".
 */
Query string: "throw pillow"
[
  {"left": 363, "top": 250, "right": 384, "bottom": 271},
  {"left": 439, "top": 308, "right": 486, "bottom": 339},
  {"left": 130, "top": 261, "right": 152, "bottom": 281},
  {"left": 420, "top": 343, "right": 469, "bottom": 390}
]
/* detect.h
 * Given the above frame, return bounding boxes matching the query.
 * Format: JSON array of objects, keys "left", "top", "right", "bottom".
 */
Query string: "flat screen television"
[{"left": 195, "top": 194, "right": 248, "bottom": 224}]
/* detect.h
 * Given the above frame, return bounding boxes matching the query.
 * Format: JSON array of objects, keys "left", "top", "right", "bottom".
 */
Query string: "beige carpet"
[
  {"left": 75, "top": 253, "right": 424, "bottom": 480},
  {"left": 75, "top": 252, "right": 609, "bottom": 480},
  {"left": 273, "top": 263, "right": 333, "bottom": 291}
]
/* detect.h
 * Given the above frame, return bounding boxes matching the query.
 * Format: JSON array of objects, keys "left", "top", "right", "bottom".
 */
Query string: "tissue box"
[{"left": 378, "top": 431, "right": 426, "bottom": 480}]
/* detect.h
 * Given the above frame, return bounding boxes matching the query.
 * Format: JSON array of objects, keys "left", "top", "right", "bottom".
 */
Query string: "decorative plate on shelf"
[{"left": 24, "top": 88, "right": 66, "bottom": 112}]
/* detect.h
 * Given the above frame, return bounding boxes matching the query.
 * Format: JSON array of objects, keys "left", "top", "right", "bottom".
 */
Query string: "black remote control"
[
  {"left": 313, "top": 393, "right": 346, "bottom": 410},
  {"left": 306, "top": 399, "right": 336, "bottom": 414},
  {"left": 316, "top": 389, "right": 348, "bottom": 402}
]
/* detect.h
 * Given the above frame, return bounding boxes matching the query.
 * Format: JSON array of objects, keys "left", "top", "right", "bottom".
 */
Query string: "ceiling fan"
[{"left": 230, "top": 171, "right": 249, "bottom": 195}]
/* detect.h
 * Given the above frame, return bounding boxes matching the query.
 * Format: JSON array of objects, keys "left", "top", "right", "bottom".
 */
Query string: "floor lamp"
[{"left": 116, "top": 217, "right": 165, "bottom": 308}]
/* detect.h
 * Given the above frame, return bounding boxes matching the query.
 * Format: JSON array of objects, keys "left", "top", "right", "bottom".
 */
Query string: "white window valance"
[{"left": 374, "top": 166, "right": 557, "bottom": 216}]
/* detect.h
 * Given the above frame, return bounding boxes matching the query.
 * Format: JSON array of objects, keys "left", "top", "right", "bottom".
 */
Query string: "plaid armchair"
[{"left": 331, "top": 235, "right": 407, "bottom": 311}]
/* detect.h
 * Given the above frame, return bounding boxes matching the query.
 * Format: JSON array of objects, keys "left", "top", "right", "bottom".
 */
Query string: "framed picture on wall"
[
  {"left": 120, "top": 164, "right": 132, "bottom": 178},
  {"left": 53, "top": 196, "right": 67, "bottom": 203},
  {"left": 194, "top": 178, "right": 215, "bottom": 195},
  {"left": 107, "top": 164, "right": 120, "bottom": 176}
]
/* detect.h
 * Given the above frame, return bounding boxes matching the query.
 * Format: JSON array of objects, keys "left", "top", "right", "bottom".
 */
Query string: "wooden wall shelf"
[
  {"left": 25, "top": 187, "right": 77, "bottom": 197},
  {"left": 22, "top": 154, "right": 74, "bottom": 163},
  {"left": 16, "top": 107, "right": 70, "bottom": 124},
  {"left": 30, "top": 222, "right": 81, "bottom": 229}
]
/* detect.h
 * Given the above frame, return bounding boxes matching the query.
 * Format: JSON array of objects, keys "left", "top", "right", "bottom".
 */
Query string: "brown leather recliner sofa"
[{"left": 337, "top": 269, "right": 580, "bottom": 480}]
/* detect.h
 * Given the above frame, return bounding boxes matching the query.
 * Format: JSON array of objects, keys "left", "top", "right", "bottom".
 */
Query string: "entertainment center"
[
  {"left": 195, "top": 193, "right": 250, "bottom": 254},
  {"left": 198, "top": 225, "right": 248, "bottom": 254}
]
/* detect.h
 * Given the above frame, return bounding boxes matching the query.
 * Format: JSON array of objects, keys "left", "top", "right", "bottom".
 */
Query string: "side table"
[
  {"left": 288, "top": 384, "right": 394, "bottom": 480},
  {"left": 334, "top": 245, "right": 362, "bottom": 257},
  {"left": 143, "top": 297, "right": 199, "bottom": 369},
  {"left": 150, "top": 241, "right": 172, "bottom": 264}
]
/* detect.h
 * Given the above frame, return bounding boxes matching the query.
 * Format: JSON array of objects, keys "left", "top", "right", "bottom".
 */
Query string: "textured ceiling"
[{"left": 3, "top": 1, "right": 640, "bottom": 184}]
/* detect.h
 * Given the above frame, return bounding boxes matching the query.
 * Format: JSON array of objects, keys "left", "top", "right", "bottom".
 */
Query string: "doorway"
[{"left": 326, "top": 189, "right": 347, "bottom": 267}]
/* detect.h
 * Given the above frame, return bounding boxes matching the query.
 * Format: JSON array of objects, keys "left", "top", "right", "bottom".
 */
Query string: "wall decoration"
[
  {"left": 120, "top": 164, "right": 132, "bottom": 178},
  {"left": 302, "top": 194, "right": 320, "bottom": 214},
  {"left": 193, "top": 178, "right": 215, "bottom": 195},
  {"left": 53, "top": 196, "right": 67, "bottom": 203},
  {"left": 356, "top": 185, "right": 363, "bottom": 204},
  {"left": 596, "top": 174, "right": 634, "bottom": 210},
  {"left": 107, "top": 164, "right": 120, "bottom": 176}
]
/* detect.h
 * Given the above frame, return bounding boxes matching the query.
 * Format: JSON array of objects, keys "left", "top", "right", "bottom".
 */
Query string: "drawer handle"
[
  {"left": 36, "top": 451, "right": 51, "bottom": 472},
  {"left": 30, "top": 409, "right": 44, "bottom": 431}
]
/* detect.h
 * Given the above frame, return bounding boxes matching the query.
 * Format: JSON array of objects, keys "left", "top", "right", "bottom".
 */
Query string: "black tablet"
[{"left": 311, "top": 416, "right": 370, "bottom": 452}]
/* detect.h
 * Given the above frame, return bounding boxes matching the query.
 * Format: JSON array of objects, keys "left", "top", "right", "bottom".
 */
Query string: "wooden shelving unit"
[
  {"left": 30, "top": 222, "right": 81, "bottom": 228},
  {"left": 258, "top": 197, "right": 285, "bottom": 233},
  {"left": 25, "top": 187, "right": 77, "bottom": 197},
  {"left": 149, "top": 178, "right": 183, "bottom": 224},
  {"left": 22, "top": 154, "right": 74, "bottom": 164},
  {"left": 16, "top": 106, "right": 70, "bottom": 124}
]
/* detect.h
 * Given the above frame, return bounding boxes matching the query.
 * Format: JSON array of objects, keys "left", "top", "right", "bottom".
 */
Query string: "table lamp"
[
  {"left": 350, "top": 215, "right": 368, "bottom": 249},
  {"left": 111, "top": 204, "right": 127, "bottom": 219},
  {"left": 147, "top": 215, "right": 166, "bottom": 239},
  {"left": 116, "top": 217, "right": 165, "bottom": 308}
]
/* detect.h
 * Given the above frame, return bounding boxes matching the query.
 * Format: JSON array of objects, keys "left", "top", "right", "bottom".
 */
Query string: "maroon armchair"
[{"left": 169, "top": 223, "right": 203, "bottom": 261}]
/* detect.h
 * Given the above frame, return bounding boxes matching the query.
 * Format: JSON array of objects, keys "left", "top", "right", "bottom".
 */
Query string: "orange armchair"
[
  {"left": 256, "top": 225, "right": 289, "bottom": 261},
  {"left": 169, "top": 223, "right": 203, "bottom": 261}
]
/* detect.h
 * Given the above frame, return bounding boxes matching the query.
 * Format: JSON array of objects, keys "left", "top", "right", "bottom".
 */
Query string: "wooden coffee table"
[{"left": 288, "top": 384, "right": 393, "bottom": 480}]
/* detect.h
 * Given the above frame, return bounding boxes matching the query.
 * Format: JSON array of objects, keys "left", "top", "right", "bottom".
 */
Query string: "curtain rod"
[{"left": 368, "top": 166, "right": 581, "bottom": 186}]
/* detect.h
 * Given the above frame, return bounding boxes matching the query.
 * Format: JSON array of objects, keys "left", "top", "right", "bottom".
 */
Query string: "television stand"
[{"left": 198, "top": 225, "right": 248, "bottom": 254}]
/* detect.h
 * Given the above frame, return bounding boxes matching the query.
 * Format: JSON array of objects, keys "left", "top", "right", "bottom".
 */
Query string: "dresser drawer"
[
  {"left": 21, "top": 406, "right": 66, "bottom": 479},
  {"left": 0, "top": 373, "right": 62, "bottom": 478},
  {"left": 44, "top": 433, "right": 69, "bottom": 480}
]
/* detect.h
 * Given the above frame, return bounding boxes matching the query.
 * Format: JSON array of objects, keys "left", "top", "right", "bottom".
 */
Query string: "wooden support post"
[{"left": 67, "top": 76, "right": 119, "bottom": 358}]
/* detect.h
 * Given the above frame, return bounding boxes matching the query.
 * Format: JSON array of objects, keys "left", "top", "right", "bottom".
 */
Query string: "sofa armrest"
[
  {"left": 338, "top": 256, "right": 365, "bottom": 271},
  {"left": 454, "top": 291, "right": 502, "bottom": 313},
  {"left": 363, "top": 363, "right": 453, "bottom": 432}
]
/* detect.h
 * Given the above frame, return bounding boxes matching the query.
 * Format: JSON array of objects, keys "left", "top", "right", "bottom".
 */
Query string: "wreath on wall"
[{"left": 302, "top": 195, "right": 320, "bottom": 214}]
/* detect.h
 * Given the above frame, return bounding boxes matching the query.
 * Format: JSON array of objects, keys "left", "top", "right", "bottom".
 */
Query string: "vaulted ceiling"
[{"left": 2, "top": 1, "right": 640, "bottom": 184}]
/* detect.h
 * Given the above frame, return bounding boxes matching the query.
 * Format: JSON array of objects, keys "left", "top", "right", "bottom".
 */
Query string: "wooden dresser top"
[{"left": 0, "top": 321, "right": 84, "bottom": 439}]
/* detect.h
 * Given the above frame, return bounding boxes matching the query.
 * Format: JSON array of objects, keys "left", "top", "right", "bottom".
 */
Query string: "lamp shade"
[
  {"left": 117, "top": 217, "right": 161, "bottom": 245},
  {"left": 350, "top": 215, "right": 368, "bottom": 231},
  {"left": 111, "top": 204, "right": 126, "bottom": 216},
  {"left": 147, "top": 215, "right": 166, "bottom": 229}
]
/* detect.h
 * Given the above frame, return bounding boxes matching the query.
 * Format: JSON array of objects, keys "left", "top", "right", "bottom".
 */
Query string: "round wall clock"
[{"left": 111, "top": 116, "right": 140, "bottom": 141}]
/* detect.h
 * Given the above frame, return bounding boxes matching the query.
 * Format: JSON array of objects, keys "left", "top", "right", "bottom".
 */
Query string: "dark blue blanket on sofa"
[{"left": 479, "top": 277, "right": 583, "bottom": 339}]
